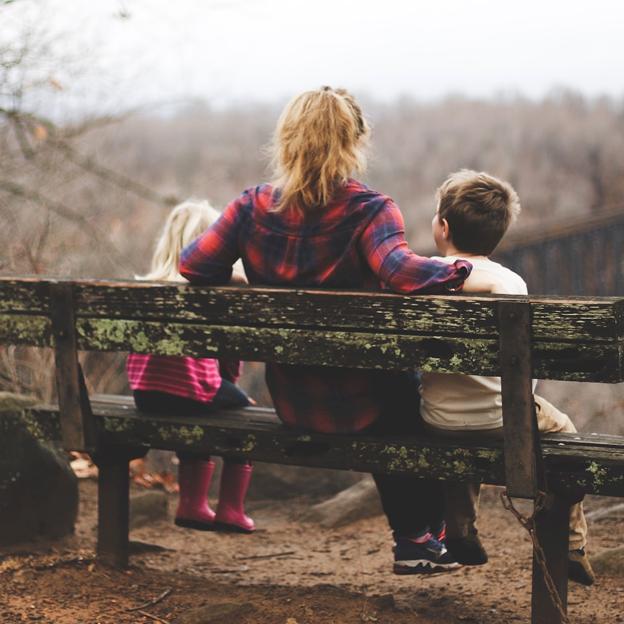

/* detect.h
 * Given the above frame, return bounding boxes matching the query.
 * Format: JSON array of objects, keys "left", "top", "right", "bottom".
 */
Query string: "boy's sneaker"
[
  {"left": 568, "top": 548, "right": 595, "bottom": 586},
  {"left": 431, "top": 521, "right": 447, "bottom": 544},
  {"left": 393, "top": 534, "right": 461, "bottom": 574},
  {"left": 446, "top": 534, "right": 489, "bottom": 566}
]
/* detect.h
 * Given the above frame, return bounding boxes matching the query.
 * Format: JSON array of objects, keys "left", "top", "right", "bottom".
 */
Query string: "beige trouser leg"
[
  {"left": 444, "top": 480, "right": 481, "bottom": 540},
  {"left": 428, "top": 398, "right": 588, "bottom": 550},
  {"left": 534, "top": 394, "right": 588, "bottom": 551}
]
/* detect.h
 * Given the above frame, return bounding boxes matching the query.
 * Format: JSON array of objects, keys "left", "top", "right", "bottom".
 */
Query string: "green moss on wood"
[
  {"left": 0, "top": 314, "right": 51, "bottom": 346},
  {"left": 586, "top": 461, "right": 609, "bottom": 488}
]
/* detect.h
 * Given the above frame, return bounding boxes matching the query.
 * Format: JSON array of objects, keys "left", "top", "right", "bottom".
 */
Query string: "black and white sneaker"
[{"left": 393, "top": 534, "right": 461, "bottom": 574}]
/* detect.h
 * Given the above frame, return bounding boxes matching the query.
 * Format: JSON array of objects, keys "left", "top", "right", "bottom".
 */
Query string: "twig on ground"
[
  {"left": 127, "top": 587, "right": 172, "bottom": 612},
  {"left": 235, "top": 550, "right": 296, "bottom": 561},
  {"left": 207, "top": 565, "right": 250, "bottom": 574},
  {"left": 137, "top": 611, "right": 171, "bottom": 624},
  {"left": 586, "top": 502, "right": 624, "bottom": 522}
]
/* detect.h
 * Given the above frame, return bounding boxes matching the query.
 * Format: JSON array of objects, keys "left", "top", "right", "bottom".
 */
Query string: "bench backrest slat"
[{"left": 2, "top": 277, "right": 624, "bottom": 382}]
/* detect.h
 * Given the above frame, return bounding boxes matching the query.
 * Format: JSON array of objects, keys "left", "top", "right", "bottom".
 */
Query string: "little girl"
[{"left": 127, "top": 200, "right": 255, "bottom": 533}]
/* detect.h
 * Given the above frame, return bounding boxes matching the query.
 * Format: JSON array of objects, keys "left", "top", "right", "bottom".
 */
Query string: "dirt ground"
[{"left": 1, "top": 481, "right": 623, "bottom": 624}]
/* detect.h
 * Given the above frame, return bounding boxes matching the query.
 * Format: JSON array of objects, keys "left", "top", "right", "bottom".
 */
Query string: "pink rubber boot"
[
  {"left": 174, "top": 458, "right": 216, "bottom": 530},
  {"left": 214, "top": 462, "right": 255, "bottom": 533}
]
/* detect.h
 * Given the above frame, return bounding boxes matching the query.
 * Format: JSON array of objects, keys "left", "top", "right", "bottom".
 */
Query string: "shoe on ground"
[
  {"left": 569, "top": 548, "right": 595, "bottom": 586},
  {"left": 445, "top": 534, "right": 489, "bottom": 566},
  {"left": 393, "top": 535, "right": 461, "bottom": 574}
]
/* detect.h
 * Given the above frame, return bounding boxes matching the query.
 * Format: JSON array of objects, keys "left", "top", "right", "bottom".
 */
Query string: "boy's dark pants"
[{"left": 367, "top": 372, "right": 445, "bottom": 538}]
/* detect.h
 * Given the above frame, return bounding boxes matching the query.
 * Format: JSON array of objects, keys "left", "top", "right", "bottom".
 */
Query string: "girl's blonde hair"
[
  {"left": 270, "top": 86, "right": 370, "bottom": 213},
  {"left": 139, "top": 200, "right": 222, "bottom": 282}
]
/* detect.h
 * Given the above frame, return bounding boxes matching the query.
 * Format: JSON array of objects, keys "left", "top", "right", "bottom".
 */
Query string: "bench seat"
[{"left": 25, "top": 395, "right": 624, "bottom": 499}]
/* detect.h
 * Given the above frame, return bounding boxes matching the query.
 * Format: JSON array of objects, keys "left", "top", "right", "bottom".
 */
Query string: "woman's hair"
[
  {"left": 139, "top": 200, "right": 222, "bottom": 282},
  {"left": 270, "top": 86, "right": 370, "bottom": 213}
]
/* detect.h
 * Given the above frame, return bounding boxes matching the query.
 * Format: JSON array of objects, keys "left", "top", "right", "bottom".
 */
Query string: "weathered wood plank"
[
  {"left": 0, "top": 278, "right": 50, "bottom": 314},
  {"left": 1, "top": 300, "right": 622, "bottom": 380},
  {"left": 95, "top": 453, "right": 130, "bottom": 568},
  {"left": 50, "top": 283, "right": 96, "bottom": 451},
  {"left": 531, "top": 495, "right": 571, "bottom": 624},
  {"left": 24, "top": 403, "right": 624, "bottom": 497},
  {"left": 0, "top": 314, "right": 52, "bottom": 346},
  {"left": 74, "top": 317, "right": 624, "bottom": 382},
  {"left": 2, "top": 278, "right": 624, "bottom": 379},
  {"left": 2, "top": 277, "right": 624, "bottom": 343},
  {"left": 499, "top": 301, "right": 541, "bottom": 498},
  {"left": 71, "top": 281, "right": 624, "bottom": 342}
]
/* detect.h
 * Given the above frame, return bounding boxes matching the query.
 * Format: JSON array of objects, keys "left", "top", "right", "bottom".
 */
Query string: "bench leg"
[
  {"left": 96, "top": 453, "right": 130, "bottom": 568},
  {"left": 531, "top": 495, "right": 571, "bottom": 624}
]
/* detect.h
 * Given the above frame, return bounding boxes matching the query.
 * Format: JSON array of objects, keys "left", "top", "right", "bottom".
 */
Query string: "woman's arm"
[
  {"left": 179, "top": 192, "right": 248, "bottom": 284},
  {"left": 360, "top": 200, "right": 472, "bottom": 294}
]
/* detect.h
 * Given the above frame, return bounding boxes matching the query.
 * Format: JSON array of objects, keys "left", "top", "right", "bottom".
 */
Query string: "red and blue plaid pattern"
[{"left": 180, "top": 179, "right": 471, "bottom": 433}]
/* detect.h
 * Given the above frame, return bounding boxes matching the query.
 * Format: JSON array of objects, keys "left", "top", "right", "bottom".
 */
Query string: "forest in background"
[
  {"left": 3, "top": 5, "right": 624, "bottom": 430},
  {"left": 4, "top": 92, "right": 624, "bottom": 279}
]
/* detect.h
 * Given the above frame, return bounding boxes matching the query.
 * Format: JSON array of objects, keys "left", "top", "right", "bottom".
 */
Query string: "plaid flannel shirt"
[{"left": 180, "top": 180, "right": 471, "bottom": 433}]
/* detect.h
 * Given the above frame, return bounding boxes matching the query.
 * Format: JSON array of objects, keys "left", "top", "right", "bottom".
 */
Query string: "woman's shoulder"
[
  {"left": 342, "top": 179, "right": 396, "bottom": 216},
  {"left": 345, "top": 179, "right": 392, "bottom": 202},
  {"left": 234, "top": 183, "right": 279, "bottom": 213}
]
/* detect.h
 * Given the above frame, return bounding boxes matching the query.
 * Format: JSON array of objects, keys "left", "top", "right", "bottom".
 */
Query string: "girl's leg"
[
  {"left": 133, "top": 391, "right": 217, "bottom": 529},
  {"left": 215, "top": 461, "right": 255, "bottom": 533},
  {"left": 211, "top": 379, "right": 251, "bottom": 409},
  {"left": 208, "top": 381, "right": 254, "bottom": 531},
  {"left": 174, "top": 456, "right": 217, "bottom": 530}
]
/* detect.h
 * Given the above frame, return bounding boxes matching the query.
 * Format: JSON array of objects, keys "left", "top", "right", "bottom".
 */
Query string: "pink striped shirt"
[{"left": 126, "top": 354, "right": 240, "bottom": 403}]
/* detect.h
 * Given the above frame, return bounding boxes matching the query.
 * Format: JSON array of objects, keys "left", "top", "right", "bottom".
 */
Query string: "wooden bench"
[{"left": 2, "top": 276, "right": 624, "bottom": 624}]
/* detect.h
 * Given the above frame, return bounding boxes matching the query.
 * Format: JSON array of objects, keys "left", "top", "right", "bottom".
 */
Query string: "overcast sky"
[{"left": 4, "top": 0, "right": 624, "bottom": 113}]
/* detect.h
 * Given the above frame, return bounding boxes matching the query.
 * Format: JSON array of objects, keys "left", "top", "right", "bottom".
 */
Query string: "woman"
[{"left": 180, "top": 87, "right": 473, "bottom": 573}]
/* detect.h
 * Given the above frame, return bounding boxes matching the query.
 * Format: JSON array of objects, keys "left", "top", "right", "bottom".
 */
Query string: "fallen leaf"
[{"left": 33, "top": 124, "right": 48, "bottom": 141}]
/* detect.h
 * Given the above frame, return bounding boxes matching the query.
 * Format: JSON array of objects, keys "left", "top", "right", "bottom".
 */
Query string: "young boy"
[{"left": 421, "top": 170, "right": 595, "bottom": 586}]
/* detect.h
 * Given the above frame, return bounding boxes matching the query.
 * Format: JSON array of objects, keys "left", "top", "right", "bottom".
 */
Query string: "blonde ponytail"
[{"left": 270, "top": 86, "right": 370, "bottom": 213}]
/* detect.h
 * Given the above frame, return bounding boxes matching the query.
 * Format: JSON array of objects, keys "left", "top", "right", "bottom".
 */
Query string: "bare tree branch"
[
  {"left": 51, "top": 140, "right": 179, "bottom": 207},
  {"left": 0, "top": 180, "right": 129, "bottom": 270},
  {"left": 0, "top": 106, "right": 180, "bottom": 206}
]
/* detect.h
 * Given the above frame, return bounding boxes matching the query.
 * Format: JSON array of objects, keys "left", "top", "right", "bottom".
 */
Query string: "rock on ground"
[
  {"left": 130, "top": 490, "right": 169, "bottom": 529},
  {"left": 302, "top": 476, "right": 382, "bottom": 528},
  {"left": 204, "top": 458, "right": 363, "bottom": 501},
  {"left": 0, "top": 393, "right": 78, "bottom": 545}
]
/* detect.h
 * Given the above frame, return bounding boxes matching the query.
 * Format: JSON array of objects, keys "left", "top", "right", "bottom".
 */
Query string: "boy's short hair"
[{"left": 436, "top": 170, "right": 521, "bottom": 256}]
